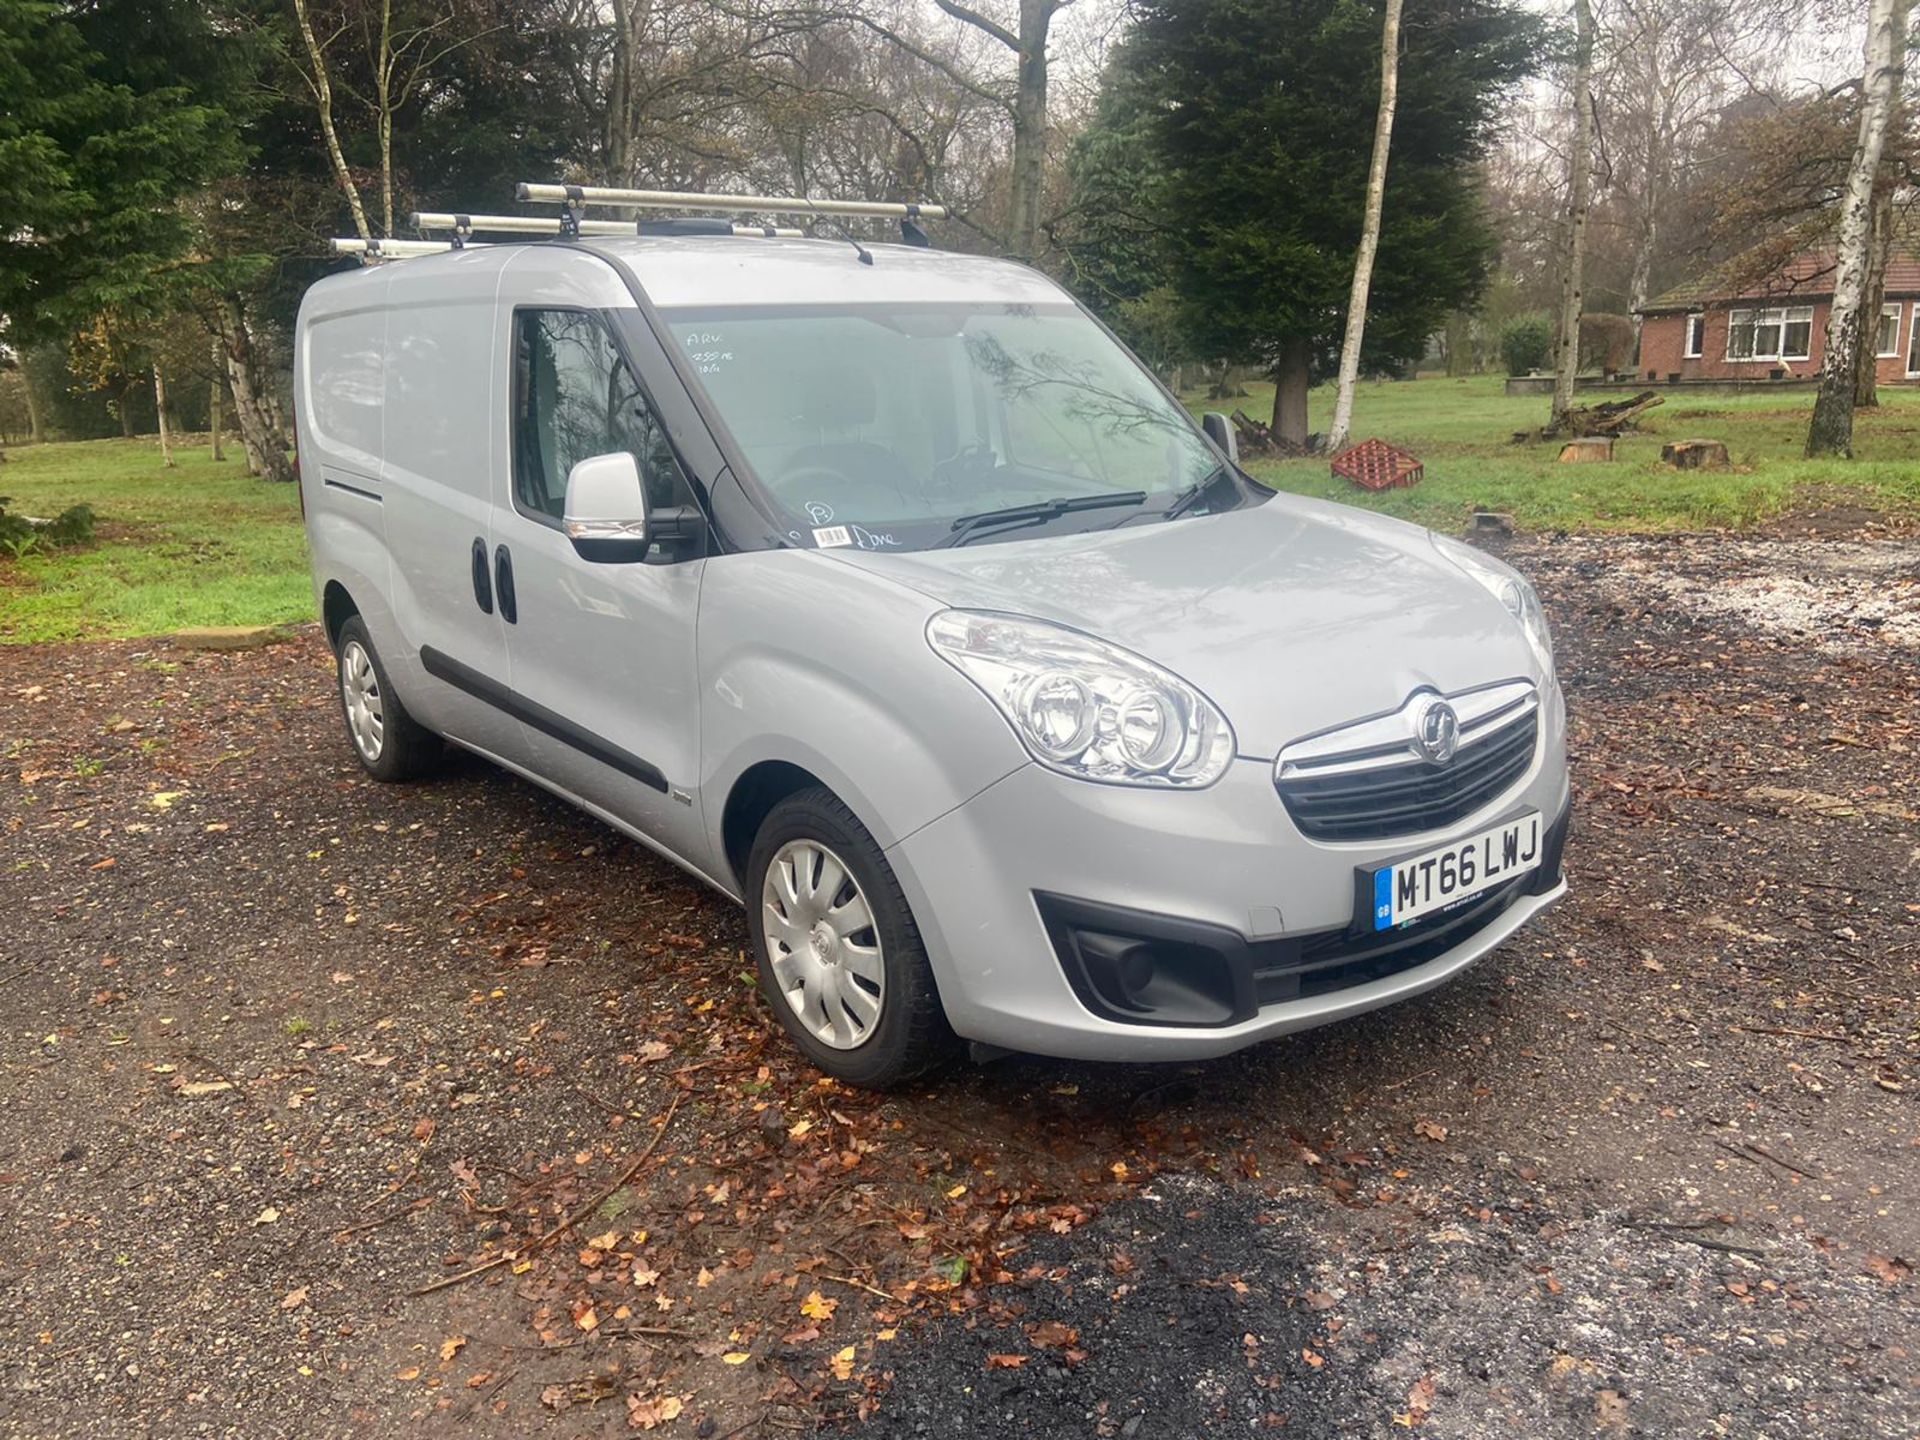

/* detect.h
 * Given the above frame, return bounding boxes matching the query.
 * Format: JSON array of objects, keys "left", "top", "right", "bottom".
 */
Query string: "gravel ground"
[{"left": 1, "top": 528, "right": 1915, "bottom": 1438}]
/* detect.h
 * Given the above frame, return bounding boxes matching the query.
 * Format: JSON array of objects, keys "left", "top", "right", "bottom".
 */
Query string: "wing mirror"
[
  {"left": 563, "top": 453, "right": 650, "bottom": 563},
  {"left": 1201, "top": 411, "right": 1238, "bottom": 466},
  {"left": 562, "top": 452, "right": 704, "bottom": 563}
]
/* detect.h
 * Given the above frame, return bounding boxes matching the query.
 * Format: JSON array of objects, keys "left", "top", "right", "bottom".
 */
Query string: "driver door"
[{"left": 488, "top": 297, "right": 710, "bottom": 870}]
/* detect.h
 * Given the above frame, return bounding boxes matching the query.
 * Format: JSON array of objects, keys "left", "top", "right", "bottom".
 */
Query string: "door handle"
[
  {"left": 470, "top": 537, "right": 494, "bottom": 614},
  {"left": 494, "top": 544, "right": 517, "bottom": 624}
]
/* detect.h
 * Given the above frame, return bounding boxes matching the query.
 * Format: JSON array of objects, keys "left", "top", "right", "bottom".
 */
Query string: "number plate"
[{"left": 1366, "top": 811, "right": 1541, "bottom": 931}]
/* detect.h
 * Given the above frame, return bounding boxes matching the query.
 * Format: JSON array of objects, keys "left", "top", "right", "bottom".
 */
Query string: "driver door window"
[{"left": 511, "top": 309, "right": 688, "bottom": 521}]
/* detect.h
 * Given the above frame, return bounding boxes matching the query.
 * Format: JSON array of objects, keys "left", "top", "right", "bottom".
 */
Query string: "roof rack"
[
  {"left": 515, "top": 183, "right": 946, "bottom": 220},
  {"left": 332, "top": 237, "right": 486, "bottom": 258},
  {"left": 331, "top": 183, "right": 943, "bottom": 263},
  {"left": 410, "top": 212, "right": 803, "bottom": 239}
]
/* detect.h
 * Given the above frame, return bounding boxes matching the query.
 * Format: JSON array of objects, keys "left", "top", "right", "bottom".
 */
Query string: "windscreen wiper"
[
  {"left": 1158, "top": 464, "right": 1231, "bottom": 523},
  {"left": 937, "top": 491, "right": 1149, "bottom": 549}
]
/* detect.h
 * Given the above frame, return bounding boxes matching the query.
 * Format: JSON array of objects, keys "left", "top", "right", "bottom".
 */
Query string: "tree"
[
  {"left": 1550, "top": 0, "right": 1596, "bottom": 430},
  {"left": 1808, "top": 0, "right": 1909, "bottom": 458},
  {"left": 1123, "top": 0, "right": 1542, "bottom": 446},
  {"left": 1327, "top": 0, "right": 1407, "bottom": 452},
  {"left": 0, "top": 2, "right": 248, "bottom": 344}
]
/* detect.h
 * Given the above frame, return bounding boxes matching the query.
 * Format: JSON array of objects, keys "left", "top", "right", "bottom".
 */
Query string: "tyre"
[
  {"left": 334, "top": 615, "right": 440, "bottom": 781},
  {"left": 746, "top": 787, "right": 954, "bottom": 1089}
]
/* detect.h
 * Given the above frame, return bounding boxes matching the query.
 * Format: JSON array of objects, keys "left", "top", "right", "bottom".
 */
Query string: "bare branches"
[{"left": 932, "top": 0, "right": 1019, "bottom": 51}]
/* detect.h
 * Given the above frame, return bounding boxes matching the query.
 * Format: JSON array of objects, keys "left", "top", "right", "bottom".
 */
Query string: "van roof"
[
  {"left": 584, "top": 235, "right": 1068, "bottom": 311},
  {"left": 303, "top": 234, "right": 1072, "bottom": 320}
]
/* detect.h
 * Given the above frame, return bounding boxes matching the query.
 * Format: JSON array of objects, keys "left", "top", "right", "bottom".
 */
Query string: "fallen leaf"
[
  {"left": 1413, "top": 1119, "right": 1449, "bottom": 1143},
  {"left": 178, "top": 1080, "right": 233, "bottom": 1098},
  {"left": 986, "top": 1353, "right": 1028, "bottom": 1369},
  {"left": 830, "top": 1344, "right": 857, "bottom": 1380},
  {"left": 1866, "top": 1253, "right": 1912, "bottom": 1285},
  {"left": 722, "top": 1352, "right": 751, "bottom": 1365},
  {"left": 281, "top": 1287, "right": 308, "bottom": 1311},
  {"left": 254, "top": 1206, "right": 279, "bottom": 1225},
  {"left": 1595, "top": 1389, "right": 1629, "bottom": 1430},
  {"left": 1027, "top": 1321, "right": 1079, "bottom": 1348},
  {"left": 1302, "top": 1348, "right": 1326, "bottom": 1369},
  {"left": 637, "top": 1040, "right": 671, "bottom": 1062},
  {"left": 396, "top": 1367, "right": 421, "bottom": 1382},
  {"left": 439, "top": 1335, "right": 466, "bottom": 1362},
  {"left": 800, "top": 1289, "right": 838, "bottom": 1321}
]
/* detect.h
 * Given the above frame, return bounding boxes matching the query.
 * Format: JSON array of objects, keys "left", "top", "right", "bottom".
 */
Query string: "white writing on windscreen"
[{"left": 682, "top": 331, "right": 732, "bottom": 375}]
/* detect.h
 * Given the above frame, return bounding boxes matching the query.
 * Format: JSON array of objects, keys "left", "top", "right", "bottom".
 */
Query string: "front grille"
[
  {"left": 1275, "top": 684, "right": 1539, "bottom": 842},
  {"left": 1250, "top": 878, "right": 1527, "bottom": 1006}
]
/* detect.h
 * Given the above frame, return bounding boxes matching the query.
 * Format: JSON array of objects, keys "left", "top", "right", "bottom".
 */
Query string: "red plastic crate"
[{"left": 1331, "top": 438, "right": 1423, "bottom": 491}]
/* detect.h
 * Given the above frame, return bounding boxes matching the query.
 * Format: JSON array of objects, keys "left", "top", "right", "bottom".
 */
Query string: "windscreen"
[{"left": 661, "top": 302, "right": 1223, "bottom": 551}]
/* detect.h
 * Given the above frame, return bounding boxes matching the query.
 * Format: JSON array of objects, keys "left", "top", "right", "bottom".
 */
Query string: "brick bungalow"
[{"left": 1636, "top": 246, "right": 1920, "bottom": 385}]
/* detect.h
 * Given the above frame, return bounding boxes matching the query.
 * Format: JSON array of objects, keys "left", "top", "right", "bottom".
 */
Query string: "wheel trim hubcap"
[
  {"left": 762, "top": 839, "right": 884, "bottom": 1050},
  {"left": 341, "top": 641, "right": 385, "bottom": 762}
]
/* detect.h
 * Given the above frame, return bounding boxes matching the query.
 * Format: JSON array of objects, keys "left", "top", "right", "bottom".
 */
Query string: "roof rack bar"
[
  {"left": 410, "top": 211, "right": 801, "bottom": 239},
  {"left": 332, "top": 237, "right": 487, "bottom": 258},
  {"left": 516, "top": 183, "right": 947, "bottom": 221}
]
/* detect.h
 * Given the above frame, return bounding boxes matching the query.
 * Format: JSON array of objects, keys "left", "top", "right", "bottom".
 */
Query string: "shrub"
[
  {"left": 0, "top": 496, "right": 96, "bottom": 558},
  {"left": 1579, "top": 313, "right": 1636, "bottom": 374},
  {"left": 1500, "top": 314, "right": 1553, "bottom": 376}
]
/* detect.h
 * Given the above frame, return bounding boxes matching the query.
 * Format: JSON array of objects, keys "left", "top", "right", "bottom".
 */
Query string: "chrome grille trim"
[
  {"left": 1275, "top": 681, "right": 1538, "bottom": 782},
  {"left": 1273, "top": 681, "right": 1540, "bottom": 842}
]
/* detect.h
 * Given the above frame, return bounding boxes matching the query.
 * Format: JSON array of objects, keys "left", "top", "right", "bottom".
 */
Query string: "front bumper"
[{"left": 887, "top": 727, "right": 1569, "bottom": 1062}]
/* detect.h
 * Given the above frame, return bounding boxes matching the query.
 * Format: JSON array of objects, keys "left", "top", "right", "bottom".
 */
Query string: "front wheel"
[{"left": 746, "top": 788, "right": 953, "bottom": 1089}]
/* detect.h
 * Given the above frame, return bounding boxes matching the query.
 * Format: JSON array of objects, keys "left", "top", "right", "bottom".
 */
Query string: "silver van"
[{"left": 295, "top": 212, "right": 1568, "bottom": 1087}]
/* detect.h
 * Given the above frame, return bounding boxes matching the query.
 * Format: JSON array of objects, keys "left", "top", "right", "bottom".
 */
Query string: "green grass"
[
  {"left": 5, "top": 375, "right": 1920, "bottom": 644},
  {"left": 1186, "top": 373, "right": 1920, "bottom": 532},
  {"left": 0, "top": 438, "right": 311, "bottom": 644}
]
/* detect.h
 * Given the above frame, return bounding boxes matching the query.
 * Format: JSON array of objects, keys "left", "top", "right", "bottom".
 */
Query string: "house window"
[
  {"left": 1683, "top": 313, "right": 1705, "bottom": 359},
  {"left": 1726, "top": 305, "right": 1815, "bottom": 363},
  {"left": 1878, "top": 302, "right": 1903, "bottom": 358}
]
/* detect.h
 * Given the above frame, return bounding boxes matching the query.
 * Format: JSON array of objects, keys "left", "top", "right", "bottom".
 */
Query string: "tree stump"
[
  {"left": 1558, "top": 437, "right": 1614, "bottom": 463},
  {"left": 1661, "top": 439, "right": 1730, "bottom": 470}
]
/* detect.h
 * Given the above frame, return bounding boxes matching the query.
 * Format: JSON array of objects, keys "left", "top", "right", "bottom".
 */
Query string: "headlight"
[
  {"left": 1433, "top": 537, "right": 1554, "bottom": 670},
  {"left": 926, "top": 611, "right": 1235, "bottom": 787}
]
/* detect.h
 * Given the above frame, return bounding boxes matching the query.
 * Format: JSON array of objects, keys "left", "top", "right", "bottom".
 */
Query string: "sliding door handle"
[
  {"left": 494, "top": 544, "right": 517, "bottom": 624},
  {"left": 471, "top": 538, "right": 494, "bottom": 614}
]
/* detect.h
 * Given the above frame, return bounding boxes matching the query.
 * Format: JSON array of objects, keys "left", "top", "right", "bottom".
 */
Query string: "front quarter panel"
[{"left": 698, "top": 550, "right": 1028, "bottom": 883}]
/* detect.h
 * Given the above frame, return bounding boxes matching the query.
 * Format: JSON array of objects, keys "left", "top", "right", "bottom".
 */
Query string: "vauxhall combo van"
[{"left": 296, "top": 220, "right": 1568, "bottom": 1087}]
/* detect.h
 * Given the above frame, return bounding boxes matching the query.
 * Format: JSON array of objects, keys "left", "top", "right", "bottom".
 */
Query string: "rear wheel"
[
  {"left": 746, "top": 788, "right": 953, "bottom": 1088},
  {"left": 335, "top": 615, "right": 440, "bottom": 781}
]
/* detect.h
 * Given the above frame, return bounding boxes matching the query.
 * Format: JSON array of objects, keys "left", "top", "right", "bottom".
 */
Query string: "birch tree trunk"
[
  {"left": 213, "top": 295, "right": 295, "bottom": 483},
  {"left": 154, "top": 366, "right": 174, "bottom": 468},
  {"left": 1327, "top": 0, "right": 1405, "bottom": 453},
  {"left": 293, "top": 0, "right": 374, "bottom": 241},
  {"left": 22, "top": 373, "right": 43, "bottom": 444},
  {"left": 1551, "top": 0, "right": 1596, "bottom": 431},
  {"left": 209, "top": 340, "right": 225, "bottom": 461},
  {"left": 378, "top": 0, "right": 396, "bottom": 238},
  {"left": 1809, "top": 0, "right": 1907, "bottom": 457},
  {"left": 1857, "top": 184, "right": 1894, "bottom": 407}
]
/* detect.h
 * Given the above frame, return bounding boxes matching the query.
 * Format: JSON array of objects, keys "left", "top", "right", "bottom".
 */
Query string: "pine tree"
[{"left": 1118, "top": 0, "right": 1543, "bottom": 446}]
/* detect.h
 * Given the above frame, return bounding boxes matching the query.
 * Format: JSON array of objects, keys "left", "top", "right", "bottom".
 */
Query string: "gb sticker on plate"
[{"left": 813, "top": 526, "right": 852, "bottom": 548}]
